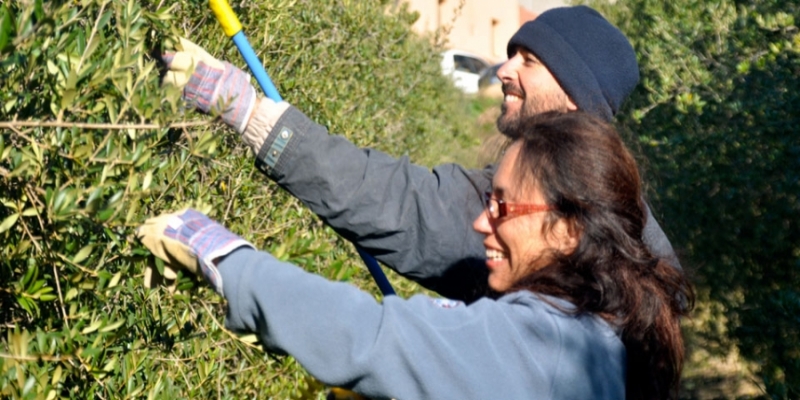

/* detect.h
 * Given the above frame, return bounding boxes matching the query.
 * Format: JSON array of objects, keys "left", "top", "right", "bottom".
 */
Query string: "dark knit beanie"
[{"left": 507, "top": 6, "right": 639, "bottom": 121}]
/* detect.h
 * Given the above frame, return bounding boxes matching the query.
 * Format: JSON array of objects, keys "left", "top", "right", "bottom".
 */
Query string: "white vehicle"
[{"left": 440, "top": 49, "right": 490, "bottom": 94}]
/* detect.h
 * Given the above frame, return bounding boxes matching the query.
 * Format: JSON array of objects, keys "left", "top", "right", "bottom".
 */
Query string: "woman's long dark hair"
[{"left": 508, "top": 112, "right": 694, "bottom": 400}]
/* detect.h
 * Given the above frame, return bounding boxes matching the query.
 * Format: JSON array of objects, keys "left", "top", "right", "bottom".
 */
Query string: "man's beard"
[{"left": 496, "top": 85, "right": 571, "bottom": 138}]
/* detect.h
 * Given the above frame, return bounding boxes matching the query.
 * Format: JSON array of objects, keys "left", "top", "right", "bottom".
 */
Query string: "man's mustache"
[{"left": 502, "top": 83, "right": 523, "bottom": 97}]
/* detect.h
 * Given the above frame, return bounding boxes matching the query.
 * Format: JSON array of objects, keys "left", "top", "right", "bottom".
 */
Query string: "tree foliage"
[
  {"left": 587, "top": 0, "right": 800, "bottom": 396},
  {"left": 0, "top": 0, "right": 478, "bottom": 397}
]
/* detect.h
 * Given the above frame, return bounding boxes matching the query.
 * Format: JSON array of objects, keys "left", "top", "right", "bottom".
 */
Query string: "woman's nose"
[{"left": 473, "top": 209, "right": 493, "bottom": 235}]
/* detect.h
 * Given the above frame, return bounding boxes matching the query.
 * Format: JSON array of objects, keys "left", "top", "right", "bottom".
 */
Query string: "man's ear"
[{"left": 566, "top": 98, "right": 578, "bottom": 111}]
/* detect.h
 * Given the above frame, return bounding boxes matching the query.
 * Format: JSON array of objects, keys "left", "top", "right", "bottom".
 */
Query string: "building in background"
[
  {"left": 518, "top": 0, "right": 568, "bottom": 15},
  {"left": 401, "top": 0, "right": 565, "bottom": 63},
  {"left": 403, "top": 0, "right": 517, "bottom": 63}
]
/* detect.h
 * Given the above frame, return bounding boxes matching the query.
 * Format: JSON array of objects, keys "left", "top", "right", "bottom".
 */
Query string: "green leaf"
[
  {"left": 0, "top": 5, "right": 12, "bottom": 51},
  {"left": 98, "top": 10, "right": 112, "bottom": 30},
  {"left": 33, "top": 0, "right": 44, "bottom": 20},
  {"left": 65, "top": 287, "right": 79, "bottom": 301},
  {"left": 39, "top": 293, "right": 57, "bottom": 302},
  {"left": 0, "top": 213, "right": 19, "bottom": 233},
  {"left": 149, "top": 258, "right": 165, "bottom": 282},
  {"left": 97, "top": 208, "right": 115, "bottom": 222},
  {"left": 86, "top": 187, "right": 103, "bottom": 212},
  {"left": 81, "top": 320, "right": 103, "bottom": 335},
  {"left": 100, "top": 319, "right": 124, "bottom": 333},
  {"left": 73, "top": 244, "right": 94, "bottom": 264},
  {"left": 108, "top": 272, "right": 121, "bottom": 288},
  {"left": 27, "top": 278, "right": 46, "bottom": 294},
  {"left": 17, "top": 296, "right": 35, "bottom": 315},
  {"left": 102, "top": 357, "right": 117, "bottom": 372},
  {"left": 61, "top": 88, "right": 78, "bottom": 109},
  {"left": 238, "top": 334, "right": 259, "bottom": 344},
  {"left": 22, "top": 258, "right": 37, "bottom": 288},
  {"left": 142, "top": 169, "right": 153, "bottom": 190},
  {"left": 51, "top": 365, "right": 63, "bottom": 386},
  {"left": 22, "top": 375, "right": 35, "bottom": 396}
]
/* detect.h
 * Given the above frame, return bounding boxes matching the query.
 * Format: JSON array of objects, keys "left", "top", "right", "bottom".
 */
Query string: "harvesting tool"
[{"left": 208, "top": 0, "right": 396, "bottom": 297}]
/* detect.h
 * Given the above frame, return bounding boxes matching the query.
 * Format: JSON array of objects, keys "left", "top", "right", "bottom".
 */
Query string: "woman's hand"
[
  {"left": 137, "top": 208, "right": 253, "bottom": 295},
  {"left": 162, "top": 38, "right": 256, "bottom": 133}
]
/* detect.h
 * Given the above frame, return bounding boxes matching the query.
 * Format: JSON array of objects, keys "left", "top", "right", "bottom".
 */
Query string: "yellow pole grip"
[{"left": 209, "top": 0, "right": 243, "bottom": 37}]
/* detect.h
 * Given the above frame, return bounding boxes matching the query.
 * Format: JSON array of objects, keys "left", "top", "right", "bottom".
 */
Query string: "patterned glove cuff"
[
  {"left": 179, "top": 60, "right": 256, "bottom": 135},
  {"left": 165, "top": 210, "right": 254, "bottom": 296},
  {"left": 218, "top": 61, "right": 257, "bottom": 134},
  {"left": 182, "top": 59, "right": 223, "bottom": 114}
]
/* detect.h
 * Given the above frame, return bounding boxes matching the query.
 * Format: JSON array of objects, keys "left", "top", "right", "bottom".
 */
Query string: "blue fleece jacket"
[{"left": 219, "top": 248, "right": 625, "bottom": 400}]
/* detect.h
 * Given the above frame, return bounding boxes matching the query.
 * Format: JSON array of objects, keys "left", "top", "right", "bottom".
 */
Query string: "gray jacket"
[
  {"left": 219, "top": 247, "right": 626, "bottom": 399},
  {"left": 250, "top": 105, "right": 680, "bottom": 302}
]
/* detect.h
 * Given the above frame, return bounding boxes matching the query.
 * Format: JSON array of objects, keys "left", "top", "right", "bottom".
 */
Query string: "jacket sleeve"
[
  {"left": 246, "top": 104, "right": 680, "bottom": 302},
  {"left": 643, "top": 202, "right": 682, "bottom": 269},
  {"left": 216, "top": 248, "right": 626, "bottom": 400},
  {"left": 250, "top": 105, "right": 492, "bottom": 301}
]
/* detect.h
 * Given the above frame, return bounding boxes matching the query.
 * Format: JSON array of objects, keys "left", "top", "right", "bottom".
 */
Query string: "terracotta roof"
[{"left": 519, "top": 5, "right": 537, "bottom": 25}]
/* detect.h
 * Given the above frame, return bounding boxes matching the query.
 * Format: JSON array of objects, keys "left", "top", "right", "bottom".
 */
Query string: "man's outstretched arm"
[
  {"left": 244, "top": 100, "right": 681, "bottom": 301},
  {"left": 245, "top": 101, "right": 492, "bottom": 301}
]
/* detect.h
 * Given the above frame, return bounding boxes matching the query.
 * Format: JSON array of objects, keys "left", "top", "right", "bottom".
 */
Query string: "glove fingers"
[
  {"left": 138, "top": 210, "right": 200, "bottom": 275},
  {"left": 162, "top": 265, "right": 179, "bottom": 280},
  {"left": 142, "top": 234, "right": 200, "bottom": 275},
  {"left": 167, "top": 52, "right": 198, "bottom": 73},
  {"left": 178, "top": 37, "right": 224, "bottom": 69},
  {"left": 177, "top": 37, "right": 205, "bottom": 54},
  {"left": 163, "top": 70, "right": 192, "bottom": 88},
  {"left": 168, "top": 38, "right": 247, "bottom": 121},
  {"left": 143, "top": 264, "right": 178, "bottom": 286},
  {"left": 143, "top": 264, "right": 179, "bottom": 291},
  {"left": 137, "top": 208, "right": 250, "bottom": 297}
]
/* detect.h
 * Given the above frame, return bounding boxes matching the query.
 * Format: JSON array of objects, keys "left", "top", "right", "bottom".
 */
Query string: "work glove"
[
  {"left": 137, "top": 208, "right": 253, "bottom": 296},
  {"left": 162, "top": 38, "right": 256, "bottom": 134}
]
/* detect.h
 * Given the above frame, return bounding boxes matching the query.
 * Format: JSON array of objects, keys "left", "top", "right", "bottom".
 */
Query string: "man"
[{"left": 162, "top": 6, "right": 678, "bottom": 302}]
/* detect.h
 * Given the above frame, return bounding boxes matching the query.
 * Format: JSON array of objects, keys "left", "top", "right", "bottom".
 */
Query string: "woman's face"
[{"left": 472, "top": 142, "right": 577, "bottom": 292}]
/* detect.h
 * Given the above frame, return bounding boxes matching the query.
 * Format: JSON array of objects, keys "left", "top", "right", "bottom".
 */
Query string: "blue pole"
[
  {"left": 230, "top": 32, "right": 282, "bottom": 102},
  {"left": 210, "top": 0, "right": 395, "bottom": 297},
  {"left": 357, "top": 247, "right": 396, "bottom": 296}
]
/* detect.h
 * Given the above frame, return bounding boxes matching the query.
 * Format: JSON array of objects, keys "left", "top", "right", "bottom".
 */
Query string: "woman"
[{"left": 139, "top": 111, "right": 693, "bottom": 399}]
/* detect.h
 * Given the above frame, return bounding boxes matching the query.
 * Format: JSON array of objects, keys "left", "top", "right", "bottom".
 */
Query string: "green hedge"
[
  {"left": 0, "top": 0, "right": 479, "bottom": 397},
  {"left": 587, "top": 0, "right": 800, "bottom": 396}
]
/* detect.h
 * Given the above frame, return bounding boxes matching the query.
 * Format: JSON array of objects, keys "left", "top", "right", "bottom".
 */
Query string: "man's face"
[{"left": 496, "top": 47, "right": 576, "bottom": 137}]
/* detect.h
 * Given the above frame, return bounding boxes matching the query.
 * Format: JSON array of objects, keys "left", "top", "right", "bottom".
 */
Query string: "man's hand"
[
  {"left": 137, "top": 209, "right": 252, "bottom": 295},
  {"left": 162, "top": 38, "right": 256, "bottom": 133}
]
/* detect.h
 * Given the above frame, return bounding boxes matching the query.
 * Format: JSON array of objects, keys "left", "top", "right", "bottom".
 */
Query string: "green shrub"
[
  {"left": 587, "top": 0, "right": 800, "bottom": 396},
  {"left": 0, "top": 0, "right": 480, "bottom": 397}
]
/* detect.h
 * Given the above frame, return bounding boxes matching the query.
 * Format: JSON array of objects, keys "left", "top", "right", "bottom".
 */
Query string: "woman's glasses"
[{"left": 483, "top": 191, "right": 552, "bottom": 220}]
